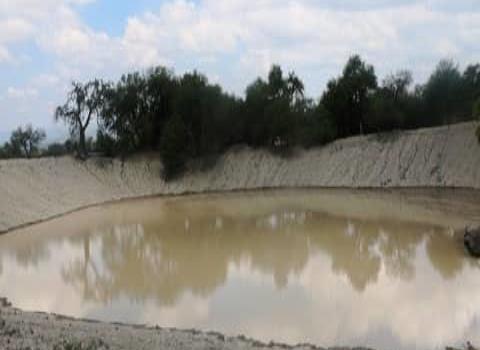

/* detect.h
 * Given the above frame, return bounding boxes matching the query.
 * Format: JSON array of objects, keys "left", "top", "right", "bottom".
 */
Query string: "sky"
[{"left": 0, "top": 0, "right": 479, "bottom": 141}]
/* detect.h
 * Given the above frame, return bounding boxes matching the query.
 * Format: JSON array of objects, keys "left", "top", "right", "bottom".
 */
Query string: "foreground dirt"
[
  {"left": 0, "top": 302, "right": 474, "bottom": 350},
  {"left": 0, "top": 303, "right": 372, "bottom": 350},
  {"left": 0, "top": 122, "right": 479, "bottom": 233}
]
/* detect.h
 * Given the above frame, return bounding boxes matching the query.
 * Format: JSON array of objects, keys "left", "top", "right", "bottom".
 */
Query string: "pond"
[{"left": 1, "top": 189, "right": 480, "bottom": 350}]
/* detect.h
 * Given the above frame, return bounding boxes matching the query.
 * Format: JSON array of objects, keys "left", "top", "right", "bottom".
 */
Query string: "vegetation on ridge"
[
  {"left": 0, "top": 124, "right": 45, "bottom": 159},
  {"left": 1, "top": 55, "right": 479, "bottom": 178}
]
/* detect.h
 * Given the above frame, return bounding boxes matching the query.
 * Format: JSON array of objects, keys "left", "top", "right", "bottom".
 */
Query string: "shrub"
[
  {"left": 45, "top": 143, "right": 68, "bottom": 157},
  {"left": 9, "top": 125, "right": 46, "bottom": 158},
  {"left": 474, "top": 98, "right": 480, "bottom": 119},
  {"left": 95, "top": 130, "right": 117, "bottom": 157},
  {"left": 475, "top": 99, "right": 480, "bottom": 143},
  {"left": 0, "top": 142, "right": 20, "bottom": 159},
  {"left": 298, "top": 105, "right": 337, "bottom": 148},
  {"left": 159, "top": 114, "right": 190, "bottom": 180}
]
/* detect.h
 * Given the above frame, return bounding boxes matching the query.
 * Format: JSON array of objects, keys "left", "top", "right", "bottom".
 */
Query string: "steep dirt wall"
[{"left": 0, "top": 122, "right": 479, "bottom": 233}]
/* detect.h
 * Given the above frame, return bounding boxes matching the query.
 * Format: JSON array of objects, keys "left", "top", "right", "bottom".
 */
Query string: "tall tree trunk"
[
  {"left": 79, "top": 128, "right": 87, "bottom": 160},
  {"left": 22, "top": 144, "right": 30, "bottom": 159}
]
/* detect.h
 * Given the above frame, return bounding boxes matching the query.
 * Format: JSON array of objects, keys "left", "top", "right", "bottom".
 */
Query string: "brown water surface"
[{"left": 1, "top": 189, "right": 480, "bottom": 350}]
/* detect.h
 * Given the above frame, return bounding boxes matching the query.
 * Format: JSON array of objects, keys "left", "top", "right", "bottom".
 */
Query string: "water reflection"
[
  {"left": 60, "top": 211, "right": 449, "bottom": 301},
  {"left": 1, "top": 189, "right": 480, "bottom": 350}
]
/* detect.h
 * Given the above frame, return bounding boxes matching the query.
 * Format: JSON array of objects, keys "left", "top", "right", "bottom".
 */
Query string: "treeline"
[
  {"left": 0, "top": 125, "right": 46, "bottom": 159},
  {"left": 2, "top": 55, "right": 480, "bottom": 177}
]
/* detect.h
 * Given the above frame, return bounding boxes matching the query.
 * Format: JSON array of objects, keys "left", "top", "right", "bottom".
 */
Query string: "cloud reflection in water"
[{"left": 1, "top": 189, "right": 480, "bottom": 350}]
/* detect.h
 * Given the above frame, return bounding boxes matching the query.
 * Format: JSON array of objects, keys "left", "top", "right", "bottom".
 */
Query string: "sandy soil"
[
  {"left": 0, "top": 122, "right": 479, "bottom": 234},
  {"left": 0, "top": 302, "right": 371, "bottom": 350}
]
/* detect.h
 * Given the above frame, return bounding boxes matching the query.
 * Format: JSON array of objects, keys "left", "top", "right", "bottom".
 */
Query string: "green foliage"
[
  {"left": 95, "top": 67, "right": 244, "bottom": 163},
  {"left": 423, "top": 60, "right": 464, "bottom": 125},
  {"left": 175, "top": 71, "right": 223, "bottom": 156},
  {"left": 322, "top": 55, "right": 377, "bottom": 137},
  {"left": 0, "top": 142, "right": 17, "bottom": 159},
  {"left": 462, "top": 64, "right": 480, "bottom": 117},
  {"left": 45, "top": 143, "right": 68, "bottom": 157},
  {"left": 0, "top": 145, "right": 6, "bottom": 159},
  {"left": 475, "top": 98, "right": 480, "bottom": 144},
  {"left": 473, "top": 98, "right": 480, "bottom": 119},
  {"left": 244, "top": 65, "right": 305, "bottom": 148},
  {"left": 55, "top": 80, "right": 107, "bottom": 159},
  {"left": 368, "top": 94, "right": 405, "bottom": 132},
  {"left": 366, "top": 71, "right": 414, "bottom": 132},
  {"left": 382, "top": 70, "right": 413, "bottom": 100},
  {"left": 95, "top": 130, "right": 117, "bottom": 157},
  {"left": 296, "top": 103, "right": 337, "bottom": 148},
  {"left": 6, "top": 124, "right": 46, "bottom": 158},
  {"left": 160, "top": 114, "right": 190, "bottom": 180},
  {"left": 99, "top": 73, "right": 149, "bottom": 154},
  {"left": 48, "top": 56, "right": 480, "bottom": 179},
  {"left": 98, "top": 69, "right": 179, "bottom": 156},
  {"left": 312, "top": 106, "right": 338, "bottom": 145}
]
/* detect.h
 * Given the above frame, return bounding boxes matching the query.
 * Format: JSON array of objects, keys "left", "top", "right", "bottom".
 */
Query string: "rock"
[{"left": 465, "top": 227, "right": 480, "bottom": 257}]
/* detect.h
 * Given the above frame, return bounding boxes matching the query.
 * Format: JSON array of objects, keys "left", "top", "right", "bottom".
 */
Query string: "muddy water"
[{"left": 1, "top": 189, "right": 480, "bottom": 350}]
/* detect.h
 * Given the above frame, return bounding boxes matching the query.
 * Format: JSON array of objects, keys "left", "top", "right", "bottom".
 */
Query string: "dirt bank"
[
  {"left": 1, "top": 122, "right": 479, "bottom": 233},
  {"left": 0, "top": 303, "right": 371, "bottom": 350}
]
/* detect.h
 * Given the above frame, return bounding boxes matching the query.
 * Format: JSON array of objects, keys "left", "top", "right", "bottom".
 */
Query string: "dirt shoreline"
[
  {"left": 1, "top": 122, "right": 479, "bottom": 234},
  {"left": 0, "top": 302, "right": 374, "bottom": 350},
  {"left": 2, "top": 185, "right": 479, "bottom": 236}
]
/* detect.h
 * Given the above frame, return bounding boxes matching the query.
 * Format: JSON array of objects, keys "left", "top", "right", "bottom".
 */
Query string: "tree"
[
  {"left": 173, "top": 71, "right": 241, "bottom": 157},
  {"left": 1, "top": 142, "right": 18, "bottom": 158},
  {"left": 160, "top": 114, "right": 190, "bottom": 179},
  {"left": 0, "top": 145, "right": 7, "bottom": 159},
  {"left": 99, "top": 73, "right": 151, "bottom": 155},
  {"left": 382, "top": 70, "right": 413, "bottom": 101},
  {"left": 244, "top": 78, "right": 270, "bottom": 146},
  {"left": 45, "top": 142, "right": 68, "bottom": 157},
  {"left": 266, "top": 65, "right": 305, "bottom": 105},
  {"left": 342, "top": 55, "right": 377, "bottom": 135},
  {"left": 9, "top": 124, "right": 46, "bottom": 158},
  {"left": 49, "top": 59, "right": 480, "bottom": 178},
  {"left": 423, "top": 60, "right": 463, "bottom": 125},
  {"left": 474, "top": 98, "right": 480, "bottom": 119},
  {"left": 367, "top": 70, "right": 414, "bottom": 132},
  {"left": 462, "top": 64, "right": 480, "bottom": 116},
  {"left": 297, "top": 102, "right": 337, "bottom": 147},
  {"left": 244, "top": 65, "right": 306, "bottom": 147},
  {"left": 144, "top": 67, "right": 177, "bottom": 149},
  {"left": 55, "top": 80, "right": 106, "bottom": 159},
  {"left": 174, "top": 71, "right": 212, "bottom": 156},
  {"left": 95, "top": 130, "right": 116, "bottom": 157},
  {"left": 322, "top": 55, "right": 377, "bottom": 137},
  {"left": 474, "top": 98, "right": 480, "bottom": 144}
]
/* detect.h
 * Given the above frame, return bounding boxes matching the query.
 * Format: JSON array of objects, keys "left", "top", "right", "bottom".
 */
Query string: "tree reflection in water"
[
  {"left": 57, "top": 200, "right": 466, "bottom": 304},
  {"left": 1, "top": 190, "right": 480, "bottom": 349}
]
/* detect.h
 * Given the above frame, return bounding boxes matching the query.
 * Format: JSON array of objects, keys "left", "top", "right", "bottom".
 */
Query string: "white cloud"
[
  {"left": 0, "top": 0, "right": 480, "bottom": 135},
  {"left": 0, "top": 0, "right": 95, "bottom": 19},
  {"left": 33, "top": 74, "right": 60, "bottom": 88},
  {"left": 0, "top": 45, "right": 11, "bottom": 62},
  {"left": 109, "top": 0, "right": 480, "bottom": 91},
  {"left": 0, "top": 17, "right": 33, "bottom": 43},
  {"left": 2, "top": 0, "right": 480, "bottom": 86},
  {"left": 6, "top": 86, "right": 38, "bottom": 99}
]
